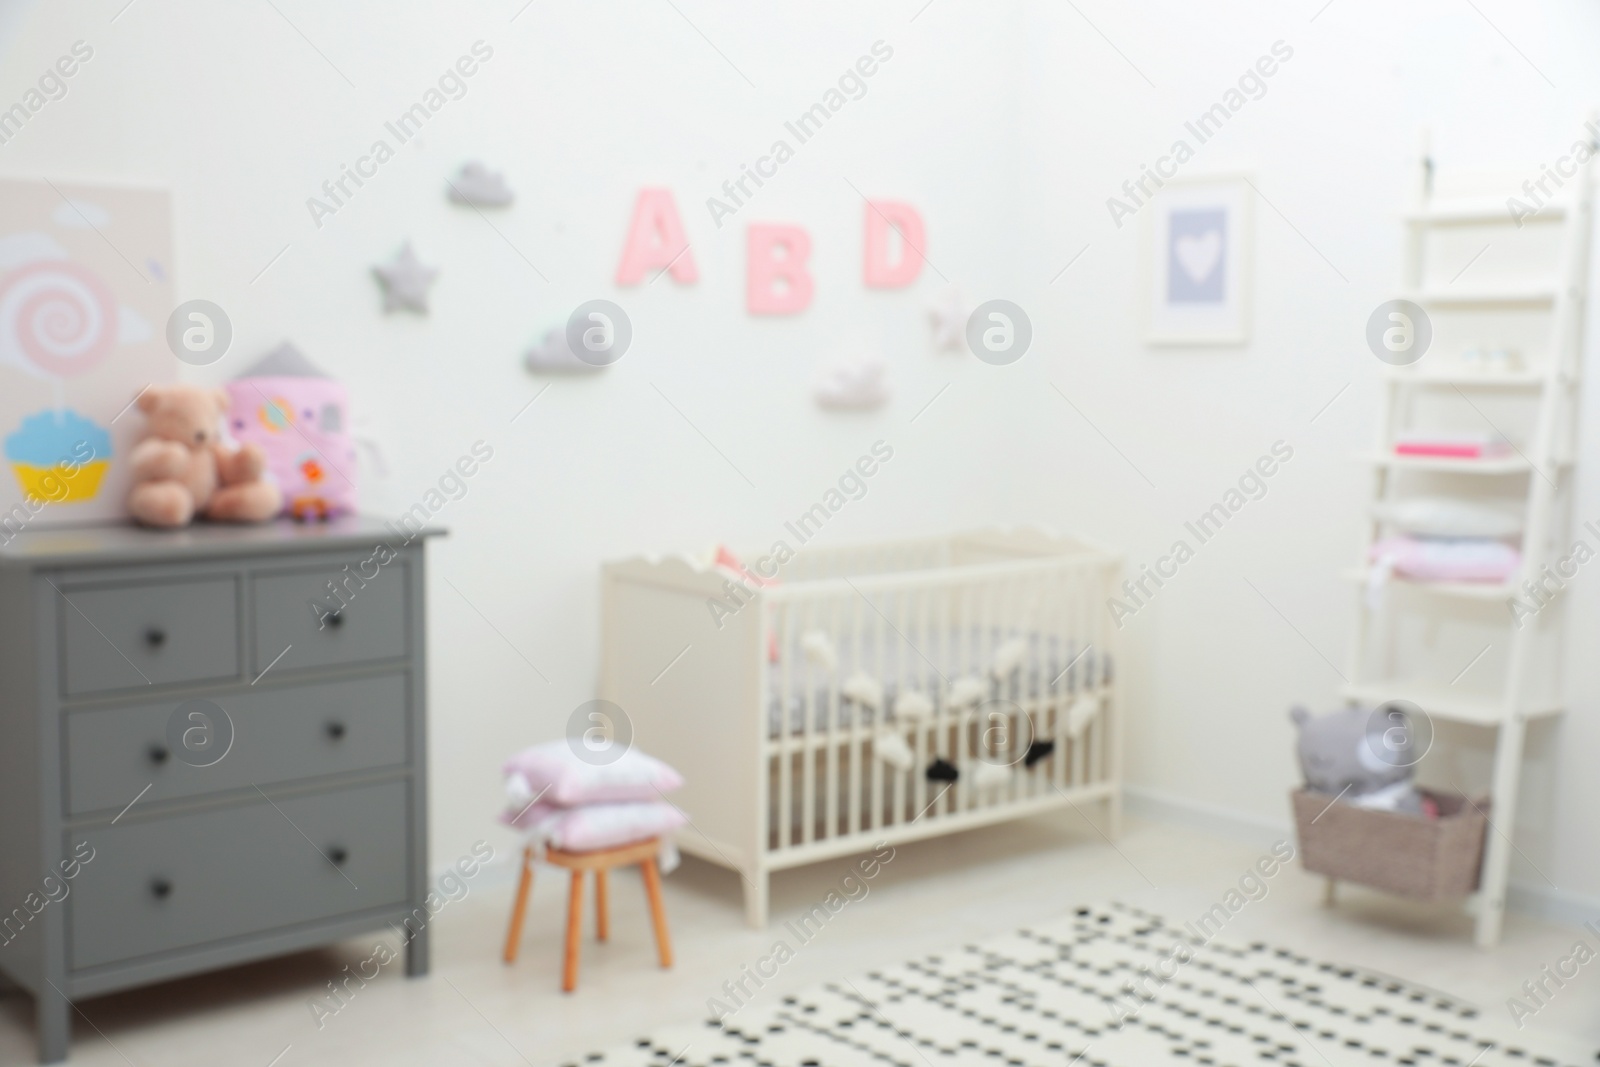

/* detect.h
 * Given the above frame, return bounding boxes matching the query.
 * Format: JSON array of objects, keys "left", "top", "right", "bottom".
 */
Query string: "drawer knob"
[
  {"left": 148, "top": 744, "right": 170, "bottom": 765},
  {"left": 325, "top": 722, "right": 347, "bottom": 741},
  {"left": 326, "top": 612, "right": 344, "bottom": 629},
  {"left": 150, "top": 878, "right": 172, "bottom": 899},
  {"left": 144, "top": 628, "right": 167, "bottom": 649},
  {"left": 327, "top": 847, "right": 349, "bottom": 866}
]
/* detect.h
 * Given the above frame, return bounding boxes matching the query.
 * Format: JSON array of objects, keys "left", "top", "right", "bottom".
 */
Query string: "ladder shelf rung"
[
  {"left": 1405, "top": 199, "right": 1567, "bottom": 225},
  {"left": 1380, "top": 369, "right": 1553, "bottom": 388},
  {"left": 1403, "top": 286, "right": 1561, "bottom": 306},
  {"left": 1341, "top": 680, "right": 1561, "bottom": 727},
  {"left": 1353, "top": 452, "right": 1540, "bottom": 474},
  {"left": 1341, "top": 568, "right": 1518, "bottom": 601}
]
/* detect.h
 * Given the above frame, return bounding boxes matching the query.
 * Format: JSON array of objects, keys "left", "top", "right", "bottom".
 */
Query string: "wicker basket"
[{"left": 1290, "top": 789, "right": 1489, "bottom": 901}]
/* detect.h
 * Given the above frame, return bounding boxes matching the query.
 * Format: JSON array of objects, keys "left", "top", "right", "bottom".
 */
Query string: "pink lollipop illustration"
[{"left": 0, "top": 259, "right": 118, "bottom": 379}]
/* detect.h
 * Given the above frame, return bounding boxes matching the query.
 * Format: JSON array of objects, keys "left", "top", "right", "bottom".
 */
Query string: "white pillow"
[{"left": 1373, "top": 497, "right": 1523, "bottom": 539}]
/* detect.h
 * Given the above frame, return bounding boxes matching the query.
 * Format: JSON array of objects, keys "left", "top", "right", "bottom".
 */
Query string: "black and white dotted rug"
[{"left": 566, "top": 903, "right": 1597, "bottom": 1067}]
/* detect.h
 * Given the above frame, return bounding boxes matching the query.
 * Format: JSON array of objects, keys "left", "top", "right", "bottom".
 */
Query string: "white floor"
[{"left": 1, "top": 811, "right": 1594, "bottom": 1066}]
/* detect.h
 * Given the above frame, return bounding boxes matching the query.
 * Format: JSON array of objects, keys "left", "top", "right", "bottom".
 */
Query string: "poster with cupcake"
[{"left": 0, "top": 179, "right": 174, "bottom": 531}]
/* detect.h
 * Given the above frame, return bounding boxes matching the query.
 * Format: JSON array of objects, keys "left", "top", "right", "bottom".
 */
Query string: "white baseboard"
[
  {"left": 1124, "top": 785, "right": 1600, "bottom": 929},
  {"left": 1506, "top": 880, "right": 1600, "bottom": 928},
  {"left": 1124, "top": 785, "right": 1292, "bottom": 851}
]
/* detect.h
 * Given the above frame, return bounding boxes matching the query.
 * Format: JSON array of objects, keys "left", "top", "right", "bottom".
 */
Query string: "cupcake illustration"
[{"left": 4, "top": 408, "right": 111, "bottom": 503}]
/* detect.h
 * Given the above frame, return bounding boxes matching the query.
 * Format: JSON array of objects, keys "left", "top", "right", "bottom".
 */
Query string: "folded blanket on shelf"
[
  {"left": 1368, "top": 535, "right": 1521, "bottom": 583},
  {"left": 1372, "top": 496, "right": 1524, "bottom": 539},
  {"left": 1393, "top": 432, "right": 1513, "bottom": 459}
]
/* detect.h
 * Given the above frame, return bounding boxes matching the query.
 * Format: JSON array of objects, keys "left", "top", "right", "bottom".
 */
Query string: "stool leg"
[
  {"left": 640, "top": 857, "right": 673, "bottom": 969},
  {"left": 563, "top": 870, "right": 584, "bottom": 992},
  {"left": 502, "top": 847, "right": 535, "bottom": 965},
  {"left": 595, "top": 869, "right": 609, "bottom": 942}
]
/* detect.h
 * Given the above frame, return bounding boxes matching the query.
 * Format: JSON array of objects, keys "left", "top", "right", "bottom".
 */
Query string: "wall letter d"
[{"left": 862, "top": 200, "right": 924, "bottom": 288}]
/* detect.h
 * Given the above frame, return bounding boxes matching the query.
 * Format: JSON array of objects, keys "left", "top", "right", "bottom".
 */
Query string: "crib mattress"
[{"left": 765, "top": 628, "right": 1108, "bottom": 737}]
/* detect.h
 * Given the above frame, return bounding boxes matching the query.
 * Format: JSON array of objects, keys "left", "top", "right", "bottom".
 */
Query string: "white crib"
[{"left": 599, "top": 528, "right": 1122, "bottom": 927}]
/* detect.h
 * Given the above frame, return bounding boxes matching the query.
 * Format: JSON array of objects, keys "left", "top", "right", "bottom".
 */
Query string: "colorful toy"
[
  {"left": 225, "top": 343, "right": 358, "bottom": 522},
  {"left": 126, "top": 383, "right": 281, "bottom": 527}
]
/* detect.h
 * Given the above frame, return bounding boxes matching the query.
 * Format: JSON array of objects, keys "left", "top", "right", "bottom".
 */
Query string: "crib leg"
[
  {"left": 1323, "top": 877, "right": 1337, "bottom": 907},
  {"left": 742, "top": 868, "right": 769, "bottom": 929}
]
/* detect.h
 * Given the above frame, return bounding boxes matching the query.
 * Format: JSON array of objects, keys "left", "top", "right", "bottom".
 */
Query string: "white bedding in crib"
[{"left": 764, "top": 628, "right": 1108, "bottom": 738}]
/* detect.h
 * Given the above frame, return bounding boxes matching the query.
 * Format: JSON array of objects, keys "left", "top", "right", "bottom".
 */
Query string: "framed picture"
[
  {"left": 0, "top": 179, "right": 175, "bottom": 530},
  {"left": 1145, "top": 175, "right": 1252, "bottom": 345}
]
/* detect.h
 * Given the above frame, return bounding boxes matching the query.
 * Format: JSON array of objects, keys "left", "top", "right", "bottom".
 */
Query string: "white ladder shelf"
[{"left": 1346, "top": 134, "right": 1594, "bottom": 947}]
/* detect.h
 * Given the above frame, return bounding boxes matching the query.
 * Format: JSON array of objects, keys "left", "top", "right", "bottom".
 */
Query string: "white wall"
[{"left": 5, "top": 0, "right": 1599, "bottom": 912}]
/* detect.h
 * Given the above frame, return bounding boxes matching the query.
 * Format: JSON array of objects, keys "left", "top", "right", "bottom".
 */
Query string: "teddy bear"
[
  {"left": 1290, "top": 704, "right": 1428, "bottom": 815},
  {"left": 126, "top": 383, "right": 283, "bottom": 528}
]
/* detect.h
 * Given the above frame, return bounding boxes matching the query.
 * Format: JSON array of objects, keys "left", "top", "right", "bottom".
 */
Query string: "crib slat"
[
  {"left": 1089, "top": 568, "right": 1107, "bottom": 791},
  {"left": 1047, "top": 567, "right": 1063, "bottom": 794},
  {"left": 1001, "top": 575, "right": 1018, "bottom": 808},
  {"left": 983, "top": 574, "right": 997, "bottom": 812},
  {"left": 1052, "top": 569, "right": 1071, "bottom": 792},
  {"left": 981, "top": 575, "right": 997, "bottom": 813},
  {"left": 1014, "top": 574, "right": 1028, "bottom": 803},
  {"left": 1105, "top": 560, "right": 1122, "bottom": 829},
  {"left": 896, "top": 585, "right": 908, "bottom": 825},
  {"left": 936, "top": 575, "right": 953, "bottom": 818},
  {"left": 778, "top": 600, "right": 792, "bottom": 852},
  {"left": 1029, "top": 570, "right": 1051, "bottom": 801},
  {"left": 1008, "top": 573, "right": 1025, "bottom": 807},
  {"left": 824, "top": 591, "right": 840, "bottom": 842},
  {"left": 960, "top": 578, "right": 976, "bottom": 815},
  {"left": 953, "top": 579, "right": 966, "bottom": 812},
  {"left": 1072, "top": 623, "right": 1088, "bottom": 792},
  {"left": 802, "top": 597, "right": 817, "bottom": 846},
  {"left": 1094, "top": 564, "right": 1108, "bottom": 788},
  {"left": 1040, "top": 570, "right": 1056, "bottom": 796},
  {"left": 911, "top": 583, "right": 929, "bottom": 823},
  {"left": 848, "top": 587, "right": 863, "bottom": 838},
  {"left": 876, "top": 585, "right": 889, "bottom": 831}
]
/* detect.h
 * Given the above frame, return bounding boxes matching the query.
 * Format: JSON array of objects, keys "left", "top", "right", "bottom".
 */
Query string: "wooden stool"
[{"left": 501, "top": 836, "right": 673, "bottom": 992}]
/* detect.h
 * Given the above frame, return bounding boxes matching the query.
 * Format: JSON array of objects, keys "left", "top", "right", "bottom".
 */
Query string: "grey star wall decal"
[{"left": 372, "top": 242, "right": 439, "bottom": 313}]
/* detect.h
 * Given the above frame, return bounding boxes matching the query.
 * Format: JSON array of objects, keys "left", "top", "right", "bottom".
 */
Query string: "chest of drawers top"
[
  {"left": 1, "top": 516, "right": 443, "bottom": 703},
  {"left": 0, "top": 515, "right": 440, "bottom": 572}
]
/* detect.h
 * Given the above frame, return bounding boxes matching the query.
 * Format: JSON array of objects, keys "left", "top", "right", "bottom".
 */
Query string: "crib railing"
[
  {"left": 760, "top": 554, "right": 1118, "bottom": 856},
  {"left": 778, "top": 535, "right": 953, "bottom": 583}
]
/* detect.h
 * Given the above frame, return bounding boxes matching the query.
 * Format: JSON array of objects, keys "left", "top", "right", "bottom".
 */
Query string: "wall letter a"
[{"left": 616, "top": 188, "right": 699, "bottom": 285}]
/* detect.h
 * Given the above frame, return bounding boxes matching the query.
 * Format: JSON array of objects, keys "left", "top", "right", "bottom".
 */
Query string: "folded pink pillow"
[
  {"left": 1369, "top": 536, "right": 1520, "bottom": 582},
  {"left": 500, "top": 800, "right": 687, "bottom": 851},
  {"left": 502, "top": 740, "right": 683, "bottom": 806}
]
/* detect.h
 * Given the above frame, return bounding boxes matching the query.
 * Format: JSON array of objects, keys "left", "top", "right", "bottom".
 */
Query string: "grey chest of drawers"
[{"left": 0, "top": 517, "right": 441, "bottom": 1063}]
